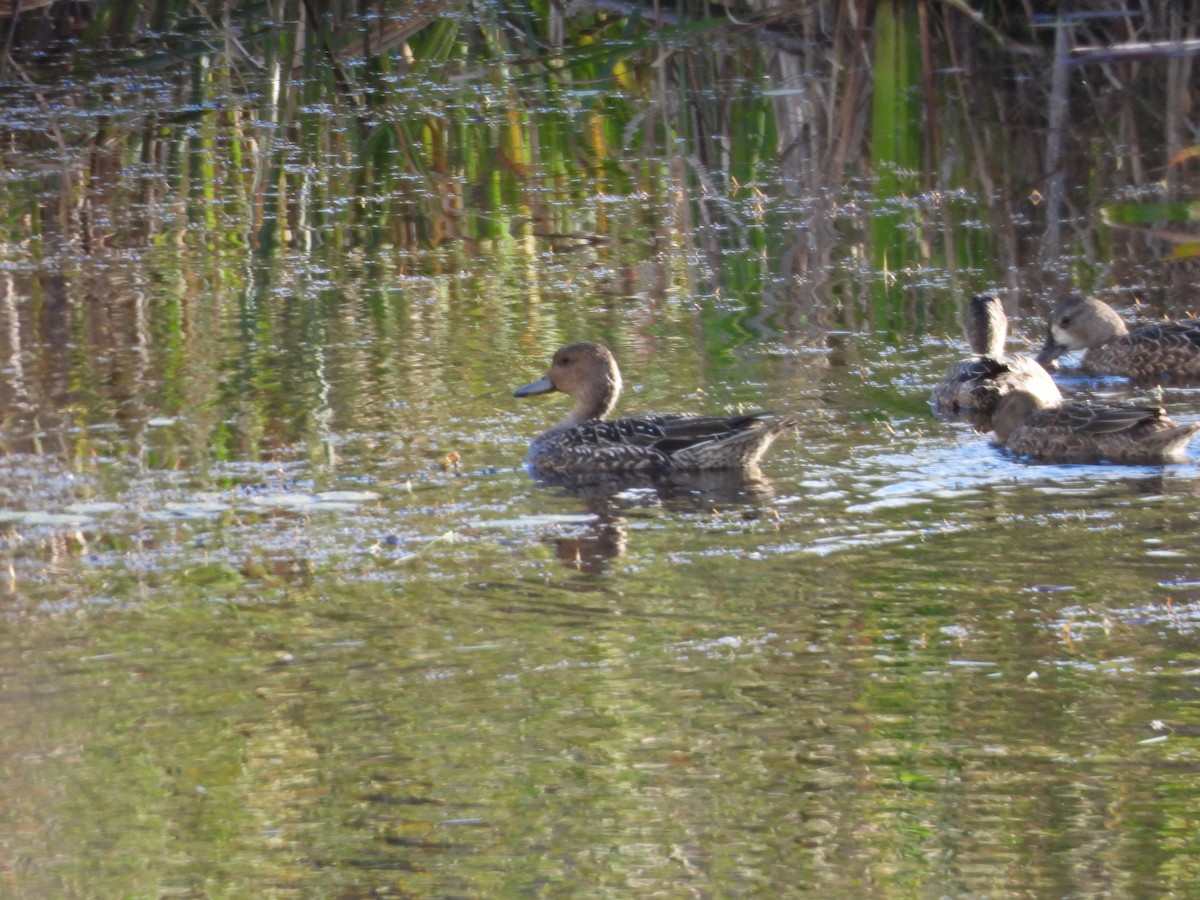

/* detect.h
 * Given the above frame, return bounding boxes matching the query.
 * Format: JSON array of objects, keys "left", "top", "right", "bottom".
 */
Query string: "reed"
[
  {"left": 867, "top": 0, "right": 922, "bottom": 332},
  {"left": 0, "top": 1, "right": 1196, "bottom": 323}
]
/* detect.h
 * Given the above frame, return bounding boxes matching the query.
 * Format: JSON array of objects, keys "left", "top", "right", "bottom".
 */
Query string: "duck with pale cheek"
[
  {"left": 1037, "top": 294, "right": 1200, "bottom": 382},
  {"left": 513, "top": 342, "right": 797, "bottom": 478}
]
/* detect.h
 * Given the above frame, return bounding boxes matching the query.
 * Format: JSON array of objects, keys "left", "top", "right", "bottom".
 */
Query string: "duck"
[
  {"left": 979, "top": 384, "right": 1200, "bottom": 465},
  {"left": 930, "top": 294, "right": 1061, "bottom": 426},
  {"left": 1036, "top": 294, "right": 1200, "bottom": 382},
  {"left": 513, "top": 342, "right": 797, "bottom": 477}
]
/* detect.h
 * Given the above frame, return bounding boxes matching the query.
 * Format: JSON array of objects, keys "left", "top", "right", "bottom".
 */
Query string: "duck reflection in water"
[{"left": 546, "top": 469, "right": 781, "bottom": 574}]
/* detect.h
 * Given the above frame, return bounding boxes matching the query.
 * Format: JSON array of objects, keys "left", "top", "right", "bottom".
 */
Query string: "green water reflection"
[
  {"left": 2, "top": 244, "right": 1200, "bottom": 893},
  {"left": 4, "top": 480, "right": 1200, "bottom": 896}
]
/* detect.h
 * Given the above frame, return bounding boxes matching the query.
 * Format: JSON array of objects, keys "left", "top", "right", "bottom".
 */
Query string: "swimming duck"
[
  {"left": 979, "top": 385, "right": 1200, "bottom": 465},
  {"left": 930, "top": 294, "right": 1061, "bottom": 425},
  {"left": 1036, "top": 294, "right": 1200, "bottom": 381},
  {"left": 513, "top": 342, "right": 797, "bottom": 477}
]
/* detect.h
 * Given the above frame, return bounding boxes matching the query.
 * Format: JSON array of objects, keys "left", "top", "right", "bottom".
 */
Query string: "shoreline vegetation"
[{"left": 0, "top": 1, "right": 1197, "bottom": 324}]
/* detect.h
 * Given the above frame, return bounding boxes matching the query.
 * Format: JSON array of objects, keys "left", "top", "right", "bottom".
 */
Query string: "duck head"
[
  {"left": 514, "top": 341, "right": 622, "bottom": 426},
  {"left": 1037, "top": 294, "right": 1129, "bottom": 367}
]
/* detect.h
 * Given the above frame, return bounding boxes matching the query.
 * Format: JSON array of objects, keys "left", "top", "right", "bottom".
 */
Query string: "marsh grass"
[{"left": 1, "top": 1, "right": 1198, "bottom": 322}]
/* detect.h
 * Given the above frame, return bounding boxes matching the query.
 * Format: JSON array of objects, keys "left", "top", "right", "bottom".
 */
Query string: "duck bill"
[
  {"left": 513, "top": 374, "right": 557, "bottom": 397},
  {"left": 1035, "top": 332, "right": 1068, "bottom": 370}
]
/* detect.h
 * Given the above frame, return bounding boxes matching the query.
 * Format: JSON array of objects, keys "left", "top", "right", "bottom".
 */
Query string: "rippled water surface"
[
  {"left": 2, "top": 22, "right": 1200, "bottom": 895},
  {"left": 3, "top": 251, "right": 1200, "bottom": 897}
]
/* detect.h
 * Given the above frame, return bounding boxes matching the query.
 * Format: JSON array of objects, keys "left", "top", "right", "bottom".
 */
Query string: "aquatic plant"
[{"left": 0, "top": 1, "right": 1196, "bottom": 321}]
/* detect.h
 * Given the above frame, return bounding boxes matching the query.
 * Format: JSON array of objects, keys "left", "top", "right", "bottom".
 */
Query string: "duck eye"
[{"left": 1059, "top": 316, "right": 1071, "bottom": 327}]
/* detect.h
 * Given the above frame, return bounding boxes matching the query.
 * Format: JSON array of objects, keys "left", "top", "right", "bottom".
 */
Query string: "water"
[
  {"left": 2, "top": 27, "right": 1200, "bottom": 897},
  {"left": 3, "top": 249, "right": 1199, "bottom": 896}
]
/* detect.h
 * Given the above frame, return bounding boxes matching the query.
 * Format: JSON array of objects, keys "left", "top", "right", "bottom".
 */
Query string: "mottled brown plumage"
[
  {"left": 513, "top": 342, "right": 796, "bottom": 477},
  {"left": 982, "top": 386, "right": 1200, "bottom": 465},
  {"left": 1037, "top": 294, "right": 1200, "bottom": 382},
  {"left": 931, "top": 294, "right": 1061, "bottom": 427}
]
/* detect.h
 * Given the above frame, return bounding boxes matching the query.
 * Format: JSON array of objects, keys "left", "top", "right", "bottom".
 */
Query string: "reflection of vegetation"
[
  {"left": 1103, "top": 146, "right": 1200, "bottom": 260},
  {"left": 0, "top": 2, "right": 1198, "bottom": 318},
  {"left": 869, "top": 0, "right": 922, "bottom": 332}
]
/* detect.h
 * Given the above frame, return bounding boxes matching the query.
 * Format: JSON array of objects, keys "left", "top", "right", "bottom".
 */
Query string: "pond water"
[
  {"left": 4, "top": 245, "right": 1200, "bottom": 897},
  {"left": 2, "top": 11, "right": 1200, "bottom": 897}
]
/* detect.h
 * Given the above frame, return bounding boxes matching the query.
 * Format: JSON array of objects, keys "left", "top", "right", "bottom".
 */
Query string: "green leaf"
[{"left": 1102, "top": 202, "right": 1200, "bottom": 225}]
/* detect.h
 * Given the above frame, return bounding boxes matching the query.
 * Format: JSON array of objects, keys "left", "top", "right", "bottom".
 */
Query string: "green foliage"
[{"left": 868, "top": 0, "right": 924, "bottom": 333}]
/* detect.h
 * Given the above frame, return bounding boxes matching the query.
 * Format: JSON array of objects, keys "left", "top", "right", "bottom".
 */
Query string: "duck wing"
[
  {"left": 1034, "top": 402, "right": 1166, "bottom": 435},
  {"left": 568, "top": 413, "right": 771, "bottom": 449},
  {"left": 932, "top": 357, "right": 1010, "bottom": 408},
  {"left": 527, "top": 412, "right": 789, "bottom": 476},
  {"left": 959, "top": 357, "right": 1011, "bottom": 379},
  {"left": 645, "top": 412, "right": 773, "bottom": 451},
  {"left": 1130, "top": 319, "right": 1200, "bottom": 351}
]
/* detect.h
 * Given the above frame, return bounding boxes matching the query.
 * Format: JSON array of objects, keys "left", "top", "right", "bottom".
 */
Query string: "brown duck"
[
  {"left": 513, "top": 342, "right": 797, "bottom": 477},
  {"left": 1037, "top": 294, "right": 1200, "bottom": 382},
  {"left": 979, "top": 385, "right": 1200, "bottom": 465},
  {"left": 931, "top": 294, "right": 1061, "bottom": 426}
]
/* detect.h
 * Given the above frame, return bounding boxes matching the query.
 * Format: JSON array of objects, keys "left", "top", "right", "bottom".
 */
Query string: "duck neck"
[
  {"left": 562, "top": 373, "right": 621, "bottom": 427},
  {"left": 965, "top": 298, "right": 1007, "bottom": 358}
]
